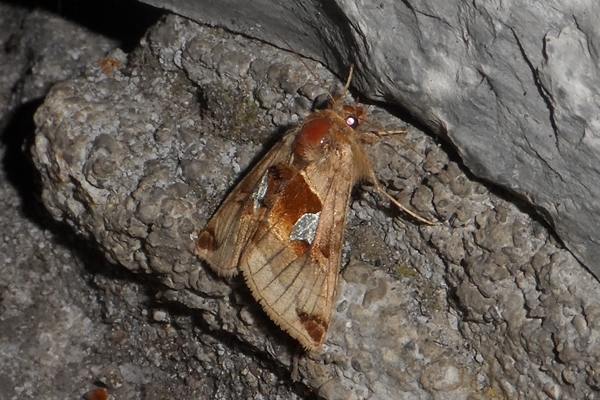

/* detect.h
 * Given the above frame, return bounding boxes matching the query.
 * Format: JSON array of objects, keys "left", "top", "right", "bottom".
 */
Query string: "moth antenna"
[
  {"left": 373, "top": 181, "right": 437, "bottom": 225},
  {"left": 340, "top": 64, "right": 354, "bottom": 99},
  {"left": 273, "top": 33, "right": 327, "bottom": 93},
  {"left": 326, "top": 64, "right": 355, "bottom": 105}
]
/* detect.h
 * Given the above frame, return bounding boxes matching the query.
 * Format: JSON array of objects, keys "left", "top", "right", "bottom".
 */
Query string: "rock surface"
[
  {"left": 140, "top": 0, "right": 600, "bottom": 283},
  {"left": 30, "top": 14, "right": 600, "bottom": 399}
]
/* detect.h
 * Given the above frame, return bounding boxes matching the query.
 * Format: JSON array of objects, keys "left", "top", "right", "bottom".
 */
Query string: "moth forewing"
[{"left": 194, "top": 132, "right": 296, "bottom": 277}]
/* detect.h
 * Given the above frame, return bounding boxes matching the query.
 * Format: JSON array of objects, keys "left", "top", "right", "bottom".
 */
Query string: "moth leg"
[
  {"left": 361, "top": 167, "right": 437, "bottom": 225},
  {"left": 373, "top": 128, "right": 408, "bottom": 136},
  {"left": 290, "top": 349, "right": 301, "bottom": 382},
  {"left": 359, "top": 126, "right": 432, "bottom": 173},
  {"left": 373, "top": 181, "right": 437, "bottom": 225},
  {"left": 358, "top": 127, "right": 409, "bottom": 148}
]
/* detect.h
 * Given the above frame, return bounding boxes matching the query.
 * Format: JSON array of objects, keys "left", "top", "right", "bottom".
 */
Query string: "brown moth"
[{"left": 194, "top": 66, "right": 433, "bottom": 349}]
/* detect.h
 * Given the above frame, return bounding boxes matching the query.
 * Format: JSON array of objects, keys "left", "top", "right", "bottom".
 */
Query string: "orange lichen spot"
[{"left": 96, "top": 58, "right": 121, "bottom": 74}]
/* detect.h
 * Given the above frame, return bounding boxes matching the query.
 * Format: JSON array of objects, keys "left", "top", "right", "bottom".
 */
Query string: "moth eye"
[{"left": 345, "top": 116, "right": 358, "bottom": 128}]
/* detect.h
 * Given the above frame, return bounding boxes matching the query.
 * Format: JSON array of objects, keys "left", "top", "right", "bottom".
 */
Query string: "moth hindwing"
[{"left": 195, "top": 69, "right": 431, "bottom": 349}]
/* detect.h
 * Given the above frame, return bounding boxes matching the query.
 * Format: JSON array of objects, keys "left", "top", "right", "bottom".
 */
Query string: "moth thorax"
[{"left": 291, "top": 117, "right": 331, "bottom": 165}]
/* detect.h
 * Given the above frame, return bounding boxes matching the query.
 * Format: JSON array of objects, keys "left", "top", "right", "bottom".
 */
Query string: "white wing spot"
[
  {"left": 289, "top": 211, "right": 321, "bottom": 244},
  {"left": 251, "top": 171, "right": 269, "bottom": 211}
]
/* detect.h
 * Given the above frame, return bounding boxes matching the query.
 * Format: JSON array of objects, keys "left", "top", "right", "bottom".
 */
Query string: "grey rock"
[
  {"left": 139, "top": 0, "right": 600, "bottom": 283},
  {"left": 0, "top": 5, "right": 117, "bottom": 129}
]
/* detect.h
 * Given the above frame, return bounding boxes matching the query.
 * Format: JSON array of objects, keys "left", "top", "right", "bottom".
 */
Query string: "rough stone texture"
[
  {"left": 30, "top": 14, "right": 600, "bottom": 399},
  {"left": 139, "top": 0, "right": 600, "bottom": 284},
  {"left": 0, "top": 5, "right": 117, "bottom": 131}
]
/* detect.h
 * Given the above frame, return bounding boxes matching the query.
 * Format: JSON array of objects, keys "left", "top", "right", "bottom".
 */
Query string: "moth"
[{"left": 194, "top": 66, "right": 433, "bottom": 349}]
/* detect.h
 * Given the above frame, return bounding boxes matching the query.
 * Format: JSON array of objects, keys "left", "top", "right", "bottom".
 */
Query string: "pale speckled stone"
[
  {"left": 420, "top": 359, "right": 463, "bottom": 392},
  {"left": 317, "top": 378, "right": 357, "bottom": 400}
]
